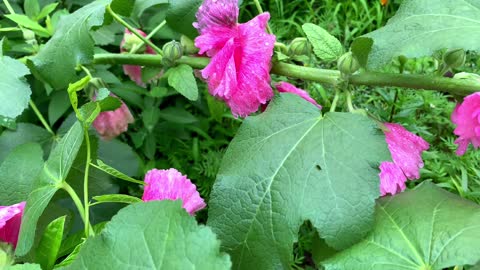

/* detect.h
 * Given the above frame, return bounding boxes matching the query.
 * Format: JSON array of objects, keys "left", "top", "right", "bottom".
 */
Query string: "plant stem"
[
  {"left": 330, "top": 89, "right": 340, "bottom": 112},
  {"left": 130, "top": 20, "right": 166, "bottom": 54},
  {"left": 93, "top": 53, "right": 480, "bottom": 96},
  {"left": 83, "top": 127, "right": 93, "bottom": 237},
  {"left": 106, "top": 5, "right": 163, "bottom": 55},
  {"left": 346, "top": 91, "right": 355, "bottom": 112},
  {"left": 61, "top": 182, "right": 94, "bottom": 235},
  {"left": 2, "top": 0, "right": 15, "bottom": 14},
  {"left": 29, "top": 100, "right": 55, "bottom": 136}
]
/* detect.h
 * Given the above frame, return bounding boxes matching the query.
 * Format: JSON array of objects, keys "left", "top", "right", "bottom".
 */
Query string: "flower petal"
[
  {"left": 194, "top": 0, "right": 238, "bottom": 32},
  {"left": 93, "top": 96, "right": 134, "bottom": 140},
  {"left": 451, "top": 92, "right": 480, "bottom": 155},
  {"left": 379, "top": 162, "right": 407, "bottom": 196},
  {"left": 276, "top": 82, "right": 322, "bottom": 109},
  {"left": 0, "top": 201, "right": 26, "bottom": 248}
]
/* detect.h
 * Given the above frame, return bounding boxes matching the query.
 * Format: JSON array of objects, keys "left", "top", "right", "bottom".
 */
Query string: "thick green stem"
[
  {"left": 93, "top": 53, "right": 480, "bottom": 96},
  {"left": 29, "top": 100, "right": 55, "bottom": 136},
  {"left": 83, "top": 127, "right": 93, "bottom": 237}
]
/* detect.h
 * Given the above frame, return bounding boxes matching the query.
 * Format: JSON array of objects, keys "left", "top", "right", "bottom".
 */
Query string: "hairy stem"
[
  {"left": 93, "top": 53, "right": 480, "bottom": 96},
  {"left": 29, "top": 100, "right": 55, "bottom": 136}
]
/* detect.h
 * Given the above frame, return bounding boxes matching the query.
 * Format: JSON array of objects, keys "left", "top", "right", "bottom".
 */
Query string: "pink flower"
[
  {"left": 194, "top": 0, "right": 276, "bottom": 117},
  {"left": 379, "top": 123, "right": 429, "bottom": 196},
  {"left": 451, "top": 92, "right": 480, "bottom": 156},
  {"left": 92, "top": 96, "right": 134, "bottom": 140},
  {"left": 120, "top": 29, "right": 156, "bottom": 87},
  {"left": 275, "top": 82, "right": 322, "bottom": 109},
  {"left": 0, "top": 202, "right": 26, "bottom": 248},
  {"left": 142, "top": 169, "right": 206, "bottom": 215}
]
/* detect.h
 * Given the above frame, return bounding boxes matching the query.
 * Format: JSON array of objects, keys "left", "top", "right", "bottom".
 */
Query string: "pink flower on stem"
[
  {"left": 0, "top": 202, "right": 26, "bottom": 248},
  {"left": 120, "top": 29, "right": 156, "bottom": 87},
  {"left": 142, "top": 169, "right": 206, "bottom": 215},
  {"left": 451, "top": 92, "right": 480, "bottom": 156},
  {"left": 275, "top": 82, "right": 322, "bottom": 109},
  {"left": 379, "top": 123, "right": 429, "bottom": 196},
  {"left": 93, "top": 96, "right": 134, "bottom": 140},
  {"left": 194, "top": 0, "right": 276, "bottom": 117}
]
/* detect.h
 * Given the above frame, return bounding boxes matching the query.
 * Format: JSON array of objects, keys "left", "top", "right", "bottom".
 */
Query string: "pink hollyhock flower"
[
  {"left": 276, "top": 82, "right": 322, "bottom": 109},
  {"left": 379, "top": 162, "right": 407, "bottom": 196},
  {"left": 142, "top": 168, "right": 206, "bottom": 215},
  {"left": 451, "top": 92, "right": 480, "bottom": 156},
  {"left": 93, "top": 96, "right": 134, "bottom": 140},
  {"left": 120, "top": 29, "right": 156, "bottom": 87},
  {"left": 0, "top": 202, "right": 26, "bottom": 248},
  {"left": 194, "top": 0, "right": 276, "bottom": 117}
]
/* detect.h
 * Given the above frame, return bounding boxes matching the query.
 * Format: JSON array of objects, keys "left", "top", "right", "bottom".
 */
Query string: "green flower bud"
[
  {"left": 22, "top": 29, "right": 37, "bottom": 45},
  {"left": 162, "top": 40, "right": 183, "bottom": 66},
  {"left": 122, "top": 33, "right": 145, "bottom": 53},
  {"left": 180, "top": 35, "right": 198, "bottom": 54},
  {"left": 443, "top": 48, "right": 466, "bottom": 69},
  {"left": 0, "top": 243, "right": 14, "bottom": 268},
  {"left": 287, "top": 38, "right": 311, "bottom": 56},
  {"left": 337, "top": 52, "right": 360, "bottom": 75}
]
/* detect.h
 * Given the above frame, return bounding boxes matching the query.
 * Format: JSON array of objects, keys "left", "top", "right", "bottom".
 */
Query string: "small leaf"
[
  {"left": 0, "top": 54, "right": 31, "bottom": 119},
  {"left": 66, "top": 201, "right": 231, "bottom": 269},
  {"left": 5, "top": 14, "right": 50, "bottom": 37},
  {"left": 350, "top": 37, "right": 373, "bottom": 69},
  {"left": 24, "top": 0, "right": 40, "bottom": 19},
  {"left": 35, "top": 216, "right": 66, "bottom": 270},
  {"left": 94, "top": 159, "right": 143, "bottom": 185},
  {"left": 92, "top": 194, "right": 142, "bottom": 205},
  {"left": 166, "top": 0, "right": 202, "bottom": 39},
  {"left": 167, "top": 64, "right": 199, "bottom": 101},
  {"left": 302, "top": 23, "right": 343, "bottom": 61},
  {"left": 36, "top": 3, "right": 59, "bottom": 20},
  {"left": 67, "top": 76, "right": 91, "bottom": 114},
  {"left": 323, "top": 182, "right": 480, "bottom": 270}
]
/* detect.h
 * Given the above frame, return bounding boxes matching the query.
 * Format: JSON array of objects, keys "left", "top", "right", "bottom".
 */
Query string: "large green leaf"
[
  {"left": 0, "top": 54, "right": 31, "bottom": 118},
  {"left": 16, "top": 122, "right": 84, "bottom": 256},
  {"left": 207, "top": 94, "right": 391, "bottom": 269},
  {"left": 27, "top": 0, "right": 111, "bottom": 89},
  {"left": 65, "top": 201, "right": 231, "bottom": 269},
  {"left": 0, "top": 143, "right": 43, "bottom": 205},
  {"left": 0, "top": 123, "right": 52, "bottom": 163},
  {"left": 166, "top": 0, "right": 202, "bottom": 39},
  {"left": 365, "top": 0, "right": 480, "bottom": 69},
  {"left": 323, "top": 182, "right": 480, "bottom": 270}
]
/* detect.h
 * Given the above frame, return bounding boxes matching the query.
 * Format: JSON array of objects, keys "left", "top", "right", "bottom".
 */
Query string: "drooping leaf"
[
  {"left": 350, "top": 37, "right": 373, "bottom": 68},
  {"left": 0, "top": 53, "right": 31, "bottom": 119},
  {"left": 0, "top": 143, "right": 43, "bottom": 205},
  {"left": 27, "top": 0, "right": 111, "bottom": 89},
  {"left": 16, "top": 122, "right": 84, "bottom": 256},
  {"left": 65, "top": 201, "right": 231, "bottom": 269},
  {"left": 94, "top": 159, "right": 143, "bottom": 184},
  {"left": 207, "top": 94, "right": 391, "bottom": 269},
  {"left": 166, "top": 0, "right": 202, "bottom": 39},
  {"left": 35, "top": 216, "right": 66, "bottom": 270},
  {"left": 167, "top": 64, "right": 199, "bottom": 101},
  {"left": 323, "top": 182, "right": 480, "bottom": 270},
  {"left": 92, "top": 194, "right": 142, "bottom": 205},
  {"left": 302, "top": 23, "right": 343, "bottom": 61},
  {"left": 365, "top": 0, "right": 480, "bottom": 69},
  {"left": 0, "top": 123, "right": 52, "bottom": 163}
]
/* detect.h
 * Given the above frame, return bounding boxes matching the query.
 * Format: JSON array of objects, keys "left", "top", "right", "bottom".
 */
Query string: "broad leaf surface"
[
  {"left": 0, "top": 54, "right": 31, "bottom": 118},
  {"left": 166, "top": 0, "right": 202, "bottom": 39},
  {"left": 302, "top": 23, "right": 343, "bottom": 61},
  {"left": 66, "top": 201, "right": 231, "bottom": 269},
  {"left": 167, "top": 64, "right": 199, "bottom": 101},
  {"left": 323, "top": 182, "right": 480, "bottom": 270},
  {"left": 0, "top": 123, "right": 52, "bottom": 163},
  {"left": 207, "top": 94, "right": 391, "bottom": 269},
  {"left": 365, "top": 0, "right": 480, "bottom": 69},
  {"left": 36, "top": 216, "right": 66, "bottom": 270},
  {"left": 28, "top": 0, "right": 111, "bottom": 89},
  {"left": 16, "top": 122, "right": 84, "bottom": 256}
]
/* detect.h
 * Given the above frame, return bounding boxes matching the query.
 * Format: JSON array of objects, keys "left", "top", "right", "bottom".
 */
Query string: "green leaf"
[
  {"left": 16, "top": 122, "right": 84, "bottom": 256},
  {"left": 67, "top": 76, "right": 91, "bottom": 115},
  {"left": 24, "top": 0, "right": 40, "bottom": 19},
  {"left": 302, "top": 23, "right": 343, "bottom": 61},
  {"left": 0, "top": 54, "right": 31, "bottom": 119},
  {"left": 159, "top": 107, "right": 197, "bottom": 124},
  {"left": 48, "top": 91, "right": 71, "bottom": 126},
  {"left": 5, "top": 14, "right": 50, "bottom": 37},
  {"left": 7, "top": 264, "right": 42, "bottom": 270},
  {"left": 166, "top": 0, "right": 202, "bottom": 39},
  {"left": 66, "top": 201, "right": 231, "bottom": 269},
  {"left": 167, "top": 64, "right": 199, "bottom": 101},
  {"left": 323, "top": 182, "right": 480, "bottom": 270},
  {"left": 35, "top": 216, "right": 66, "bottom": 270},
  {"left": 92, "top": 194, "right": 142, "bottom": 205},
  {"left": 36, "top": 3, "right": 59, "bottom": 20},
  {"left": 0, "top": 116, "right": 17, "bottom": 129},
  {"left": 350, "top": 37, "right": 373, "bottom": 69},
  {"left": 58, "top": 222, "right": 107, "bottom": 259},
  {"left": 98, "top": 139, "right": 140, "bottom": 176},
  {"left": 28, "top": 0, "right": 111, "bottom": 89},
  {"left": 142, "top": 107, "right": 161, "bottom": 132},
  {"left": 132, "top": 0, "right": 168, "bottom": 19},
  {"left": 0, "top": 143, "right": 43, "bottom": 205},
  {"left": 78, "top": 102, "right": 101, "bottom": 127},
  {"left": 207, "top": 94, "right": 391, "bottom": 269},
  {"left": 94, "top": 160, "right": 143, "bottom": 184},
  {"left": 365, "top": 0, "right": 480, "bottom": 69}
]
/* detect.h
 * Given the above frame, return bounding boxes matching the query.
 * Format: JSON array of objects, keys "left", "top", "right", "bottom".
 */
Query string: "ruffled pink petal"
[
  {"left": 92, "top": 97, "right": 134, "bottom": 141},
  {"left": 384, "top": 123, "right": 429, "bottom": 180},
  {"left": 194, "top": 0, "right": 238, "bottom": 32},
  {"left": 0, "top": 201, "right": 26, "bottom": 248},
  {"left": 120, "top": 29, "right": 156, "bottom": 87},
  {"left": 379, "top": 162, "right": 407, "bottom": 196},
  {"left": 142, "top": 169, "right": 206, "bottom": 215},
  {"left": 276, "top": 82, "right": 322, "bottom": 109},
  {"left": 451, "top": 92, "right": 480, "bottom": 155}
]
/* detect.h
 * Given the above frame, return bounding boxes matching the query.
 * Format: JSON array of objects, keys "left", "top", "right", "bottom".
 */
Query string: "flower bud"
[
  {"left": 22, "top": 29, "right": 37, "bottom": 45},
  {"left": 337, "top": 52, "right": 360, "bottom": 75},
  {"left": 180, "top": 35, "right": 198, "bottom": 54},
  {"left": 122, "top": 31, "right": 145, "bottom": 53},
  {"left": 443, "top": 48, "right": 466, "bottom": 69},
  {"left": 287, "top": 38, "right": 311, "bottom": 56},
  {"left": 162, "top": 40, "right": 183, "bottom": 66},
  {"left": 92, "top": 94, "right": 134, "bottom": 140}
]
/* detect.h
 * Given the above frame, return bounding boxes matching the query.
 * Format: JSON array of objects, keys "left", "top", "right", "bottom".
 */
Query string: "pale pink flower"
[
  {"left": 92, "top": 97, "right": 134, "bottom": 140},
  {"left": 451, "top": 92, "right": 480, "bottom": 156},
  {"left": 0, "top": 202, "right": 25, "bottom": 248},
  {"left": 275, "top": 82, "right": 322, "bottom": 109},
  {"left": 194, "top": 0, "right": 276, "bottom": 117},
  {"left": 120, "top": 29, "right": 156, "bottom": 87},
  {"left": 142, "top": 169, "right": 206, "bottom": 215},
  {"left": 379, "top": 162, "right": 407, "bottom": 196}
]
